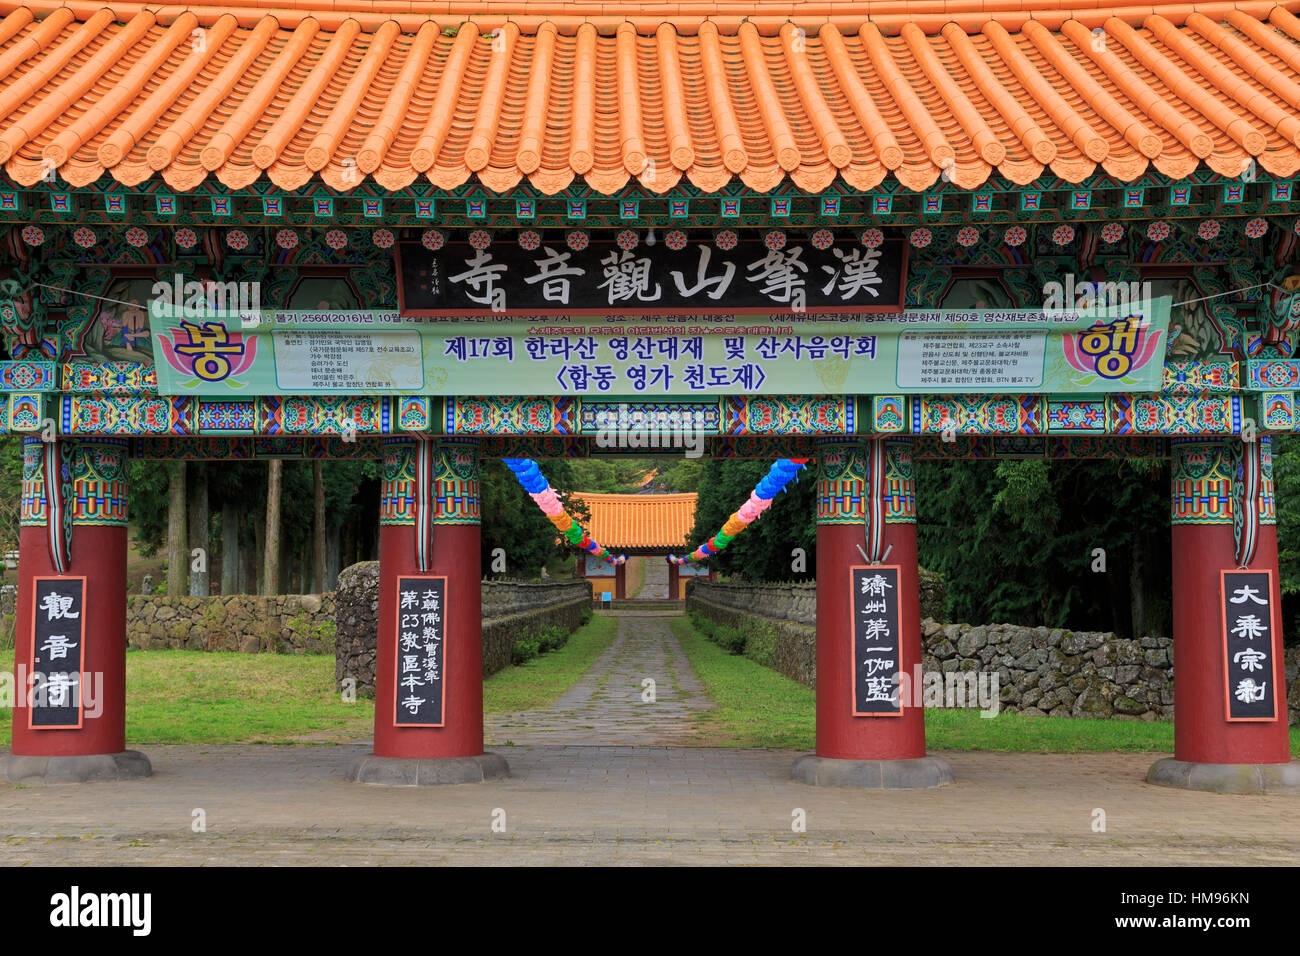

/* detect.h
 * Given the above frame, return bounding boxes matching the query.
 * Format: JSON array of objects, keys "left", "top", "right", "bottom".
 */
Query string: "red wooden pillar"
[
  {"left": 352, "top": 438, "right": 506, "bottom": 785},
  {"left": 1149, "top": 438, "right": 1298, "bottom": 792},
  {"left": 3, "top": 437, "right": 149, "bottom": 782},
  {"left": 792, "top": 438, "right": 951, "bottom": 788},
  {"left": 615, "top": 561, "right": 626, "bottom": 600}
]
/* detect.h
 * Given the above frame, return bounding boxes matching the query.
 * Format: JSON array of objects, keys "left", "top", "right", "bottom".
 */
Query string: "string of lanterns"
[
  {"left": 502, "top": 458, "right": 626, "bottom": 566},
  {"left": 669, "top": 458, "right": 808, "bottom": 566}
]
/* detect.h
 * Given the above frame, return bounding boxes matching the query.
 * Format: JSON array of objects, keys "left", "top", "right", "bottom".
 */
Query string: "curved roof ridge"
[
  {"left": 3, "top": 0, "right": 1295, "bottom": 33},
  {"left": 4, "top": 1, "right": 1300, "bottom": 195}
]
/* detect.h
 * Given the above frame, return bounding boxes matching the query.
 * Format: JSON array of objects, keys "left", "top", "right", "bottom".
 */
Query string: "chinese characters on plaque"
[
  {"left": 851, "top": 566, "right": 903, "bottom": 717},
  {"left": 393, "top": 576, "right": 446, "bottom": 727},
  {"left": 29, "top": 576, "right": 86, "bottom": 729},
  {"left": 397, "top": 237, "right": 907, "bottom": 316},
  {"left": 1220, "top": 570, "right": 1279, "bottom": 722}
]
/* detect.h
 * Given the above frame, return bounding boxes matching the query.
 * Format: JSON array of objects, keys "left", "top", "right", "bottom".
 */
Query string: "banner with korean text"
[{"left": 149, "top": 264, "right": 1171, "bottom": 398}]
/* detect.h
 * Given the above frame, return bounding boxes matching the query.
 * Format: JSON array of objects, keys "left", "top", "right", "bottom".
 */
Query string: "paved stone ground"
[
  {"left": 1, "top": 748, "right": 1297, "bottom": 865},
  {"left": 636, "top": 557, "right": 670, "bottom": 600},
  {"left": 486, "top": 613, "right": 712, "bottom": 745},
  {"left": 1, "top": 612, "right": 1297, "bottom": 865}
]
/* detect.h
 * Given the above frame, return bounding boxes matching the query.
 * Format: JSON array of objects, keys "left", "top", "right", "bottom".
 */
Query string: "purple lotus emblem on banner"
[
  {"left": 158, "top": 321, "right": 257, "bottom": 385},
  {"left": 1062, "top": 317, "right": 1163, "bottom": 380}
]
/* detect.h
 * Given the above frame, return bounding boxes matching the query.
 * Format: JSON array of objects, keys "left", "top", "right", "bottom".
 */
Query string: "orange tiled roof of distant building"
[
  {"left": 1, "top": 0, "right": 1300, "bottom": 194},
  {"left": 570, "top": 492, "right": 696, "bottom": 551}
]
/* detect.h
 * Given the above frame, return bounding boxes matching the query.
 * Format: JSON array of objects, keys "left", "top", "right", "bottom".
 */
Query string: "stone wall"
[
  {"left": 687, "top": 580, "right": 1300, "bottom": 725},
  {"left": 333, "top": 562, "right": 592, "bottom": 698},
  {"left": 127, "top": 593, "right": 335, "bottom": 653},
  {"left": 686, "top": 580, "right": 817, "bottom": 686},
  {"left": 334, "top": 561, "right": 380, "bottom": 695},
  {"left": 480, "top": 580, "right": 592, "bottom": 678},
  {"left": 923, "top": 620, "right": 1173, "bottom": 720},
  {"left": 686, "top": 572, "right": 946, "bottom": 688}
]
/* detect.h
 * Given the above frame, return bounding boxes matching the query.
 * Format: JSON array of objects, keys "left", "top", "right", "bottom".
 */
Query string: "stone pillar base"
[
  {"left": 1, "top": 750, "right": 151, "bottom": 784},
  {"left": 347, "top": 752, "right": 509, "bottom": 786},
  {"left": 791, "top": 754, "right": 953, "bottom": 789},
  {"left": 1146, "top": 757, "right": 1300, "bottom": 795}
]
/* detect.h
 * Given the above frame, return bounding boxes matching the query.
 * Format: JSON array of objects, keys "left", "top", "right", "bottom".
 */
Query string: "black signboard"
[
  {"left": 393, "top": 575, "right": 446, "bottom": 727},
  {"left": 850, "top": 565, "right": 903, "bottom": 717},
  {"left": 1220, "top": 569, "right": 1280, "bottom": 722},
  {"left": 396, "top": 235, "right": 907, "bottom": 316},
  {"left": 29, "top": 576, "right": 86, "bottom": 730}
]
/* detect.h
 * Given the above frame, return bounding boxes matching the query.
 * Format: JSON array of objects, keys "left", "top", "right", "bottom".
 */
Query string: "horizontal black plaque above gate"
[
  {"left": 1220, "top": 569, "right": 1280, "bottom": 722},
  {"left": 396, "top": 236, "right": 907, "bottom": 317},
  {"left": 850, "top": 565, "right": 903, "bottom": 717},
  {"left": 29, "top": 575, "right": 86, "bottom": 730},
  {"left": 393, "top": 575, "right": 446, "bottom": 728}
]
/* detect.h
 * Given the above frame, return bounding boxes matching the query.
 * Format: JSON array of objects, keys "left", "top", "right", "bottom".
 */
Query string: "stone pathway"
[
  {"left": 636, "top": 556, "right": 670, "bottom": 600},
  {"left": 486, "top": 611, "right": 712, "bottom": 746}
]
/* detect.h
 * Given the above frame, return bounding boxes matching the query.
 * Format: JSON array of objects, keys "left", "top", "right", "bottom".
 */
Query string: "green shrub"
[
  {"left": 742, "top": 623, "right": 777, "bottom": 669},
  {"left": 512, "top": 639, "right": 541, "bottom": 665},
  {"left": 537, "top": 625, "right": 568, "bottom": 653},
  {"left": 508, "top": 610, "right": 587, "bottom": 668},
  {"left": 690, "top": 612, "right": 746, "bottom": 655}
]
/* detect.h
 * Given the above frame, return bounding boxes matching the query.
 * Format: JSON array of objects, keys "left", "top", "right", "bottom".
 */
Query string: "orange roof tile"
[
  {"left": 570, "top": 492, "right": 697, "bottom": 551},
  {"left": 2, "top": 0, "right": 1300, "bottom": 193}
]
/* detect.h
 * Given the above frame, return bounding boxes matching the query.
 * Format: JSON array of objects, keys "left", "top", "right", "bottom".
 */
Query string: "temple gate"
[
  {"left": 0, "top": 0, "right": 1294, "bottom": 792},
  {"left": 572, "top": 493, "right": 712, "bottom": 602}
]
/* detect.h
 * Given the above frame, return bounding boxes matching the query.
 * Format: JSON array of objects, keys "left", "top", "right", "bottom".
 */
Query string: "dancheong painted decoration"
[{"left": 0, "top": 0, "right": 1296, "bottom": 794}]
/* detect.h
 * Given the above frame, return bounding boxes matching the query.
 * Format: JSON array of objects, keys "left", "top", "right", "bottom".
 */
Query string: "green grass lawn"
[
  {"left": 671, "top": 616, "right": 1300, "bottom": 753},
  {"left": 2, "top": 611, "right": 1295, "bottom": 754},
  {"left": 670, "top": 616, "right": 817, "bottom": 749},
  {"left": 483, "top": 612, "right": 618, "bottom": 712},
  {"left": 0, "top": 613, "right": 620, "bottom": 746},
  {"left": 0, "top": 650, "right": 375, "bottom": 746}
]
